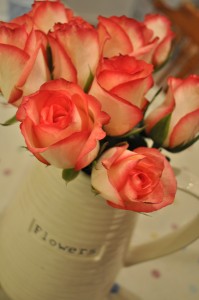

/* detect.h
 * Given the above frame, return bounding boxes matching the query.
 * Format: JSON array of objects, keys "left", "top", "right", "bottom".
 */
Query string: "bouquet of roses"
[{"left": 0, "top": 0, "right": 198, "bottom": 213}]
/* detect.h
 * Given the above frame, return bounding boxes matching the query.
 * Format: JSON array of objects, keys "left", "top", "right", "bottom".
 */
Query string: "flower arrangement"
[{"left": 0, "top": 0, "right": 198, "bottom": 213}]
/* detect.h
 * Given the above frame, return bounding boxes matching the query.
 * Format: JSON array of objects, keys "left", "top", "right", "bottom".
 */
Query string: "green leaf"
[
  {"left": 150, "top": 113, "right": 171, "bottom": 146},
  {"left": 122, "top": 126, "right": 146, "bottom": 138},
  {"left": 62, "top": 168, "right": 79, "bottom": 183},
  {"left": 84, "top": 69, "right": 94, "bottom": 93},
  {"left": 166, "top": 135, "right": 199, "bottom": 153},
  {"left": 144, "top": 87, "right": 163, "bottom": 115},
  {"left": 154, "top": 50, "right": 174, "bottom": 73},
  {"left": 91, "top": 185, "right": 100, "bottom": 196},
  {"left": 0, "top": 115, "right": 17, "bottom": 126}
]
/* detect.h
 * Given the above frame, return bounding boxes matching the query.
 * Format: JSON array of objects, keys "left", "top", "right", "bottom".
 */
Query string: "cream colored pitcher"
[{"left": 0, "top": 161, "right": 198, "bottom": 300}]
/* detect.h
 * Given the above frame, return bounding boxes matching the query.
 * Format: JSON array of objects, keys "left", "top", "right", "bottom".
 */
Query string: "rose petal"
[
  {"left": 54, "top": 18, "right": 100, "bottom": 88},
  {"left": 16, "top": 30, "right": 49, "bottom": 96},
  {"left": 131, "top": 38, "right": 158, "bottom": 63},
  {"left": 170, "top": 76, "right": 199, "bottom": 124},
  {"left": 110, "top": 16, "right": 153, "bottom": 50},
  {"left": 169, "top": 109, "right": 199, "bottom": 147},
  {"left": 91, "top": 147, "right": 124, "bottom": 205},
  {"left": 153, "top": 34, "right": 174, "bottom": 66},
  {"left": 48, "top": 35, "right": 77, "bottom": 83},
  {"left": 90, "top": 79, "right": 143, "bottom": 136},
  {"left": 97, "top": 22, "right": 110, "bottom": 55},
  {"left": 165, "top": 76, "right": 199, "bottom": 145},
  {"left": 40, "top": 131, "right": 90, "bottom": 169},
  {"left": 97, "top": 56, "right": 153, "bottom": 90},
  {"left": 144, "top": 14, "right": 175, "bottom": 66},
  {"left": 144, "top": 14, "right": 173, "bottom": 43},
  {"left": 75, "top": 94, "right": 109, "bottom": 169},
  {"left": 111, "top": 77, "right": 153, "bottom": 109},
  {"left": 0, "top": 44, "right": 29, "bottom": 102},
  {"left": 98, "top": 16, "right": 132, "bottom": 57},
  {"left": 31, "top": 1, "right": 72, "bottom": 33},
  {"left": 0, "top": 23, "right": 28, "bottom": 50},
  {"left": 11, "top": 14, "right": 34, "bottom": 33},
  {"left": 107, "top": 152, "right": 144, "bottom": 191}
]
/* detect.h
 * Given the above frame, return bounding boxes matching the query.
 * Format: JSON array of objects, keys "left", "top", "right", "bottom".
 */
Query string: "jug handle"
[{"left": 124, "top": 169, "right": 199, "bottom": 266}]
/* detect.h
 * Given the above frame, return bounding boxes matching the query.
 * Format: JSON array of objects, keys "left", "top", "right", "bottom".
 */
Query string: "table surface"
[{"left": 0, "top": 2, "right": 199, "bottom": 300}]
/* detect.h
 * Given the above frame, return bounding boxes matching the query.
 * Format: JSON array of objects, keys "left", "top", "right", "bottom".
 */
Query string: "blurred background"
[{"left": 0, "top": 0, "right": 199, "bottom": 22}]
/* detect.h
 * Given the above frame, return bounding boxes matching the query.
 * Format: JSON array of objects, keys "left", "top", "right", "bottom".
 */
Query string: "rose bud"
[
  {"left": 144, "top": 14, "right": 175, "bottom": 67},
  {"left": 145, "top": 75, "right": 199, "bottom": 150},
  {"left": 49, "top": 17, "right": 100, "bottom": 89}
]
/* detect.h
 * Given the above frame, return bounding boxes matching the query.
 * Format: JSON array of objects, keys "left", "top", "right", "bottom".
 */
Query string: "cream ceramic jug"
[{"left": 0, "top": 161, "right": 198, "bottom": 300}]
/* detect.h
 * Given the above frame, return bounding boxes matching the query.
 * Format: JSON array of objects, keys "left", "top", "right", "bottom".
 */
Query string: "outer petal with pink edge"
[
  {"left": 111, "top": 78, "right": 153, "bottom": 109},
  {"left": 18, "top": 34, "right": 50, "bottom": 102},
  {"left": 48, "top": 35, "right": 77, "bottom": 82},
  {"left": 53, "top": 19, "right": 100, "bottom": 89},
  {"left": 97, "top": 16, "right": 132, "bottom": 57},
  {"left": 74, "top": 94, "right": 109, "bottom": 169},
  {"left": 31, "top": 1, "right": 73, "bottom": 33},
  {"left": 90, "top": 79, "right": 143, "bottom": 136},
  {"left": 169, "top": 109, "right": 199, "bottom": 147},
  {"left": 11, "top": 14, "right": 34, "bottom": 33},
  {"left": 91, "top": 147, "right": 124, "bottom": 205},
  {"left": 0, "top": 45, "right": 29, "bottom": 102},
  {"left": 144, "top": 14, "right": 175, "bottom": 66},
  {"left": 109, "top": 16, "right": 153, "bottom": 51},
  {"left": 160, "top": 76, "right": 199, "bottom": 147},
  {"left": 0, "top": 23, "right": 28, "bottom": 50},
  {"left": 144, "top": 86, "right": 175, "bottom": 133},
  {"left": 40, "top": 132, "right": 92, "bottom": 169}
]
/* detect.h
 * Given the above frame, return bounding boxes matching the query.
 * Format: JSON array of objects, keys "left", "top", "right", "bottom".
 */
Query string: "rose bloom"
[
  {"left": 145, "top": 75, "right": 199, "bottom": 149},
  {"left": 49, "top": 17, "right": 100, "bottom": 89},
  {"left": 0, "top": 21, "right": 49, "bottom": 106},
  {"left": 98, "top": 14, "right": 174, "bottom": 67},
  {"left": 16, "top": 79, "right": 109, "bottom": 170},
  {"left": 89, "top": 55, "right": 153, "bottom": 136},
  {"left": 91, "top": 145, "right": 177, "bottom": 213}
]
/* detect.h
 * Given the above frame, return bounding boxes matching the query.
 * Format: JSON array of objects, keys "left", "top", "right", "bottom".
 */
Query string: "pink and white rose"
[
  {"left": 98, "top": 14, "right": 174, "bottom": 67},
  {"left": 49, "top": 17, "right": 100, "bottom": 89},
  {"left": 144, "top": 14, "right": 175, "bottom": 66},
  {"left": 91, "top": 145, "right": 177, "bottom": 212},
  {"left": 89, "top": 55, "right": 153, "bottom": 136},
  {"left": 145, "top": 75, "right": 199, "bottom": 149},
  {"left": 16, "top": 79, "right": 110, "bottom": 170}
]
